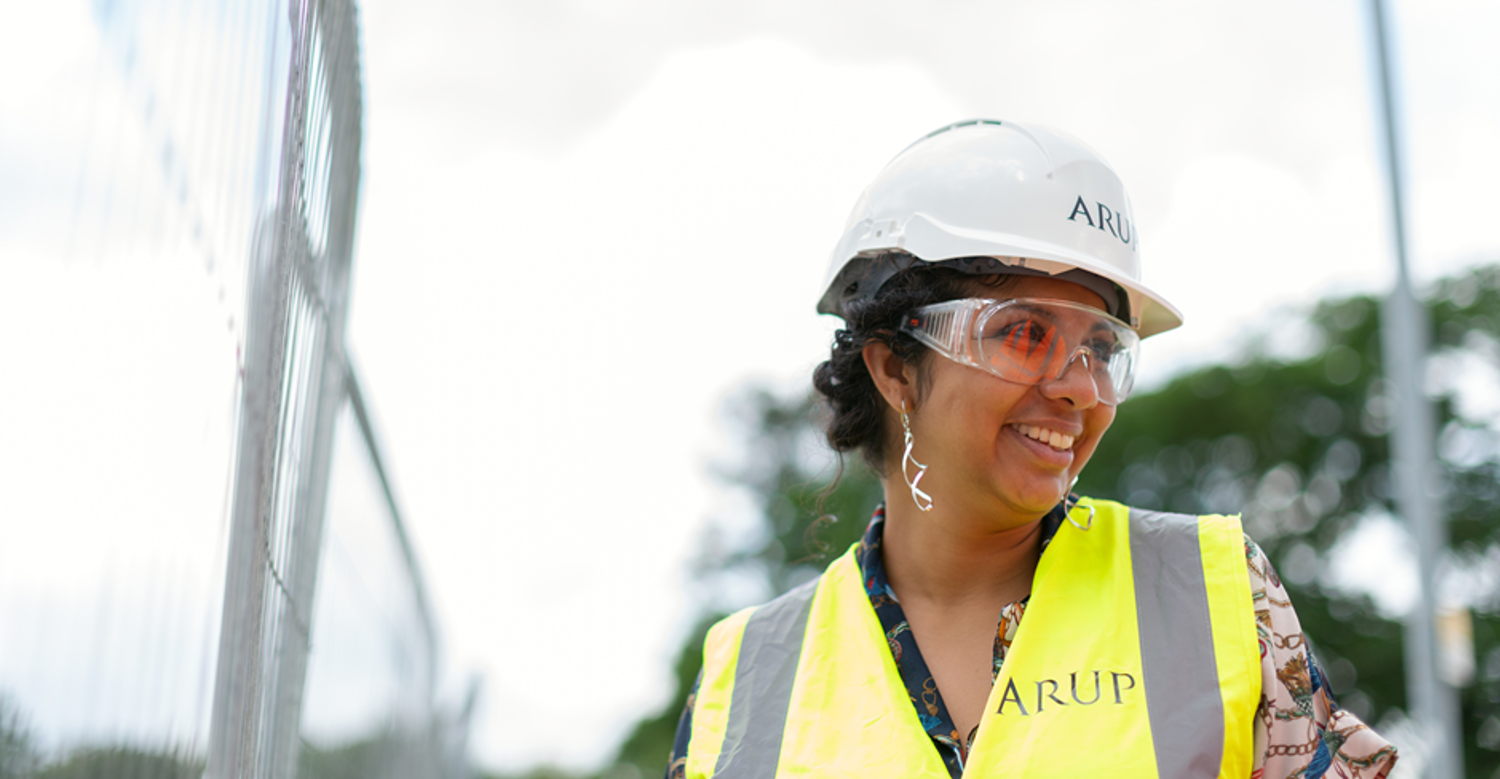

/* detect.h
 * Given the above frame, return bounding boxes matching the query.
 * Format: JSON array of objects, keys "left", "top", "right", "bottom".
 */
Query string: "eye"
[
  {"left": 1085, "top": 337, "right": 1118, "bottom": 362},
  {"left": 988, "top": 319, "right": 1052, "bottom": 348}
]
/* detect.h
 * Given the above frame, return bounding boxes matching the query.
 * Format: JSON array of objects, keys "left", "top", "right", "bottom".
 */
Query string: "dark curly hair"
[{"left": 812, "top": 258, "right": 1015, "bottom": 473}]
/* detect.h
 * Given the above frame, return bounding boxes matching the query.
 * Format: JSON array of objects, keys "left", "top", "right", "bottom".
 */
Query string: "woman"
[{"left": 668, "top": 120, "right": 1397, "bottom": 778}]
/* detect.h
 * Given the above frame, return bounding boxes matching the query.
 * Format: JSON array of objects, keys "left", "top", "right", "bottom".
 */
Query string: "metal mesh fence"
[
  {"left": 0, "top": 1, "right": 467, "bottom": 777},
  {"left": 204, "top": 0, "right": 362, "bottom": 774},
  {"left": 298, "top": 380, "right": 474, "bottom": 779}
]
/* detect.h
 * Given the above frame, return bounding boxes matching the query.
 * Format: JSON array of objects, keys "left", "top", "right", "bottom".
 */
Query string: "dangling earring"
[
  {"left": 900, "top": 400, "right": 933, "bottom": 512},
  {"left": 1066, "top": 502, "right": 1095, "bottom": 531},
  {"left": 1063, "top": 477, "right": 1092, "bottom": 530}
]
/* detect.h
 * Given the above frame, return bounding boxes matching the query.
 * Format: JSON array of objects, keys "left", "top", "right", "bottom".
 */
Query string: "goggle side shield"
[{"left": 899, "top": 298, "right": 1140, "bottom": 405}]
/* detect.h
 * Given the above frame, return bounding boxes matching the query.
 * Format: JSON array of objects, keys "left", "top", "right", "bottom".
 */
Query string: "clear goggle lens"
[{"left": 899, "top": 298, "right": 1140, "bottom": 405}]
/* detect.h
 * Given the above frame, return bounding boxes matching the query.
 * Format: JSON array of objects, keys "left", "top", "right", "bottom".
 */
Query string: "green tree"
[
  {"left": 0, "top": 694, "right": 209, "bottom": 779},
  {"left": 606, "top": 388, "right": 883, "bottom": 778},
  {"left": 30, "top": 747, "right": 201, "bottom": 779},
  {"left": 299, "top": 735, "right": 403, "bottom": 779},
  {"left": 0, "top": 694, "right": 38, "bottom": 779},
  {"left": 610, "top": 613, "right": 720, "bottom": 776},
  {"left": 608, "top": 264, "right": 1500, "bottom": 778},
  {"left": 1076, "top": 266, "right": 1500, "bottom": 775}
]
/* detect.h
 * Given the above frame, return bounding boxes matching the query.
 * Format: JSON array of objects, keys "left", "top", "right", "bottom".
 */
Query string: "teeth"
[{"left": 1017, "top": 424, "right": 1075, "bottom": 450}]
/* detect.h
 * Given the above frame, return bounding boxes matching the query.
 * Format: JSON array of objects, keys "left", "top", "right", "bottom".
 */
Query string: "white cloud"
[
  {"left": 349, "top": 35, "right": 966, "bottom": 770},
  {"left": 1325, "top": 510, "right": 1420, "bottom": 618}
]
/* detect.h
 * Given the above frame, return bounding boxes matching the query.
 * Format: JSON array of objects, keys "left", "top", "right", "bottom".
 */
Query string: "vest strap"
[
  {"left": 714, "top": 577, "right": 819, "bottom": 778},
  {"left": 1129, "top": 507, "right": 1226, "bottom": 778}
]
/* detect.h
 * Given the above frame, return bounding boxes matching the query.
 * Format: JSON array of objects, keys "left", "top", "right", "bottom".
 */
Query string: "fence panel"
[{"left": 0, "top": 1, "right": 467, "bottom": 777}]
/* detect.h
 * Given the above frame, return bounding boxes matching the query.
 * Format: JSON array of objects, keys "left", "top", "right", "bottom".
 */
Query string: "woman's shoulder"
[
  {"left": 1084, "top": 498, "right": 1249, "bottom": 561},
  {"left": 1240, "top": 531, "right": 1400, "bottom": 778},
  {"left": 1086, "top": 496, "right": 1245, "bottom": 526},
  {"left": 706, "top": 544, "right": 862, "bottom": 635}
]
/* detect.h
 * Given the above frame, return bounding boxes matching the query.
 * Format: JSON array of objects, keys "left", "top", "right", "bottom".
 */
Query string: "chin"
[{"left": 1001, "top": 484, "right": 1070, "bottom": 515}]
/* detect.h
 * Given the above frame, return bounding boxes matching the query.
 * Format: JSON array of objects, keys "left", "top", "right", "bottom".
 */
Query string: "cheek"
[
  {"left": 1075, "top": 406, "right": 1117, "bottom": 465},
  {"left": 1093, "top": 405, "right": 1118, "bottom": 435}
]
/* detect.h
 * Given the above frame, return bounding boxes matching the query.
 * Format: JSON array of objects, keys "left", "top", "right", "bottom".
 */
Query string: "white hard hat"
[{"left": 818, "top": 119, "right": 1183, "bottom": 338}]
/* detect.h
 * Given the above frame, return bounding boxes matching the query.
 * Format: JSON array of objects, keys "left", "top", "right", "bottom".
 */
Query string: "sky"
[{"left": 1, "top": 0, "right": 1498, "bottom": 773}]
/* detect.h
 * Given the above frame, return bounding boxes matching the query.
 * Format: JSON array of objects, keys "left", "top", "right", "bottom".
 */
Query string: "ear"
[{"left": 862, "top": 340, "right": 917, "bottom": 413}]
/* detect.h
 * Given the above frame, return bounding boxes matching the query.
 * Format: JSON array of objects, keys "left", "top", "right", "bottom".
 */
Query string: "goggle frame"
[{"left": 898, "top": 297, "right": 1141, "bottom": 405}]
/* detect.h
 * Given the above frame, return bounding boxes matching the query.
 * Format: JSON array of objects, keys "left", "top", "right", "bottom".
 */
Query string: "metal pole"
[
  {"left": 346, "top": 359, "right": 441, "bottom": 693},
  {"left": 1367, "top": 1, "right": 1463, "bottom": 776}
]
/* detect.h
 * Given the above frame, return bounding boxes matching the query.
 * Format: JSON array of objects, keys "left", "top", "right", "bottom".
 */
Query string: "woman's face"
[{"left": 905, "top": 275, "right": 1118, "bottom": 523}]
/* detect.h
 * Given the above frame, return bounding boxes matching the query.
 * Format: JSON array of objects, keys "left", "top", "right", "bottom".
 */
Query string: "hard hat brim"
[{"left": 819, "top": 212, "right": 1184, "bottom": 339}]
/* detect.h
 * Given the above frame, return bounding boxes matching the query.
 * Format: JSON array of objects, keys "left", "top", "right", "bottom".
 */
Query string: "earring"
[
  {"left": 1066, "top": 502, "right": 1095, "bottom": 531},
  {"left": 1061, "top": 476, "right": 1091, "bottom": 531},
  {"left": 900, "top": 401, "right": 934, "bottom": 512}
]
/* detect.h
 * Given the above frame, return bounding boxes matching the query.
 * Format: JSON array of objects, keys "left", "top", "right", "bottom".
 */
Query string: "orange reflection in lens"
[{"left": 999, "top": 321, "right": 1060, "bottom": 378}]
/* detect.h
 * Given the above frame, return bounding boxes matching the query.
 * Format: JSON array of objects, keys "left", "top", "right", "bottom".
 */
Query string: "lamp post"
[{"left": 1367, "top": 1, "right": 1464, "bottom": 776}]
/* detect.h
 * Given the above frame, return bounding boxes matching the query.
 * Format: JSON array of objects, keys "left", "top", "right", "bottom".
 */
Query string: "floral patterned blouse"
[{"left": 666, "top": 503, "right": 1398, "bottom": 779}]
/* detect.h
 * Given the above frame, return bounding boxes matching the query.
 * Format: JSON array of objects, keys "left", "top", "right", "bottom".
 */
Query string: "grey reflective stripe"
[
  {"left": 714, "top": 577, "right": 820, "bottom": 779},
  {"left": 1129, "top": 508, "right": 1225, "bottom": 778}
]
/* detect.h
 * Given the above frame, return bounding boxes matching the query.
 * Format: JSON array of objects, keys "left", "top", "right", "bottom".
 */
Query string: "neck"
[{"left": 879, "top": 484, "right": 1045, "bottom": 608}]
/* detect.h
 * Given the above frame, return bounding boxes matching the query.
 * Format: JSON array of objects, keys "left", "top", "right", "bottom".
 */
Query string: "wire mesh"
[
  {"left": 0, "top": 0, "right": 468, "bottom": 777},
  {"left": 297, "top": 383, "right": 458, "bottom": 779}
]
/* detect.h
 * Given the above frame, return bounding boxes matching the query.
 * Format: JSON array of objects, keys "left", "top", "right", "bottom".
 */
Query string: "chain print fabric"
[
  {"left": 1248, "top": 537, "right": 1398, "bottom": 779},
  {"left": 666, "top": 505, "right": 1397, "bottom": 779}
]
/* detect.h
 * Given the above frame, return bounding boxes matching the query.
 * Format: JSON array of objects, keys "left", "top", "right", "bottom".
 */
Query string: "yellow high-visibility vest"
[{"left": 686, "top": 498, "right": 1260, "bottom": 778}]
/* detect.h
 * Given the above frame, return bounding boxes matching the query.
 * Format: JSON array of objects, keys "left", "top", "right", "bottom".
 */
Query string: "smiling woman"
[{"left": 666, "top": 120, "right": 1399, "bottom": 778}]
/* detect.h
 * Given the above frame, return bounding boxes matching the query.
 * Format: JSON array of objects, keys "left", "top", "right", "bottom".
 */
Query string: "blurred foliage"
[
  {"left": 1078, "top": 266, "right": 1500, "bottom": 776},
  {"left": 0, "top": 693, "right": 203, "bottom": 779},
  {"left": 29, "top": 748, "right": 201, "bottom": 779},
  {"left": 604, "top": 268, "right": 1500, "bottom": 776},
  {"left": 0, "top": 690, "right": 463, "bottom": 779},
  {"left": 299, "top": 733, "right": 424, "bottom": 779},
  {"left": 476, "top": 769, "right": 601, "bottom": 779},
  {"left": 603, "top": 391, "right": 883, "bottom": 779},
  {"left": 700, "top": 388, "right": 885, "bottom": 599},
  {"left": 611, "top": 613, "right": 722, "bottom": 773},
  {"left": 1, "top": 695, "right": 38, "bottom": 779}
]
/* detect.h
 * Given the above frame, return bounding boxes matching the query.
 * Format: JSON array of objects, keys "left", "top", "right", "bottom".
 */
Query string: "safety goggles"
[{"left": 899, "top": 298, "right": 1140, "bottom": 405}]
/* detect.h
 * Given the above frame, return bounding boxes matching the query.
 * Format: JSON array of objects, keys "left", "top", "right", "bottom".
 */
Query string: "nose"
[{"left": 1040, "top": 347, "right": 1103, "bottom": 407}]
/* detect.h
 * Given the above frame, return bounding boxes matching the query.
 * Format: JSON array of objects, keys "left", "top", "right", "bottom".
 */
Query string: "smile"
[{"left": 1015, "top": 424, "right": 1075, "bottom": 451}]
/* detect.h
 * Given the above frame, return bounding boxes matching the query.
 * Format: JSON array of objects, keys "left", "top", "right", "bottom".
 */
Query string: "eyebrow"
[
  {"left": 1007, "top": 302, "right": 1061, "bottom": 325},
  {"left": 1008, "top": 303, "right": 1117, "bottom": 334}
]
